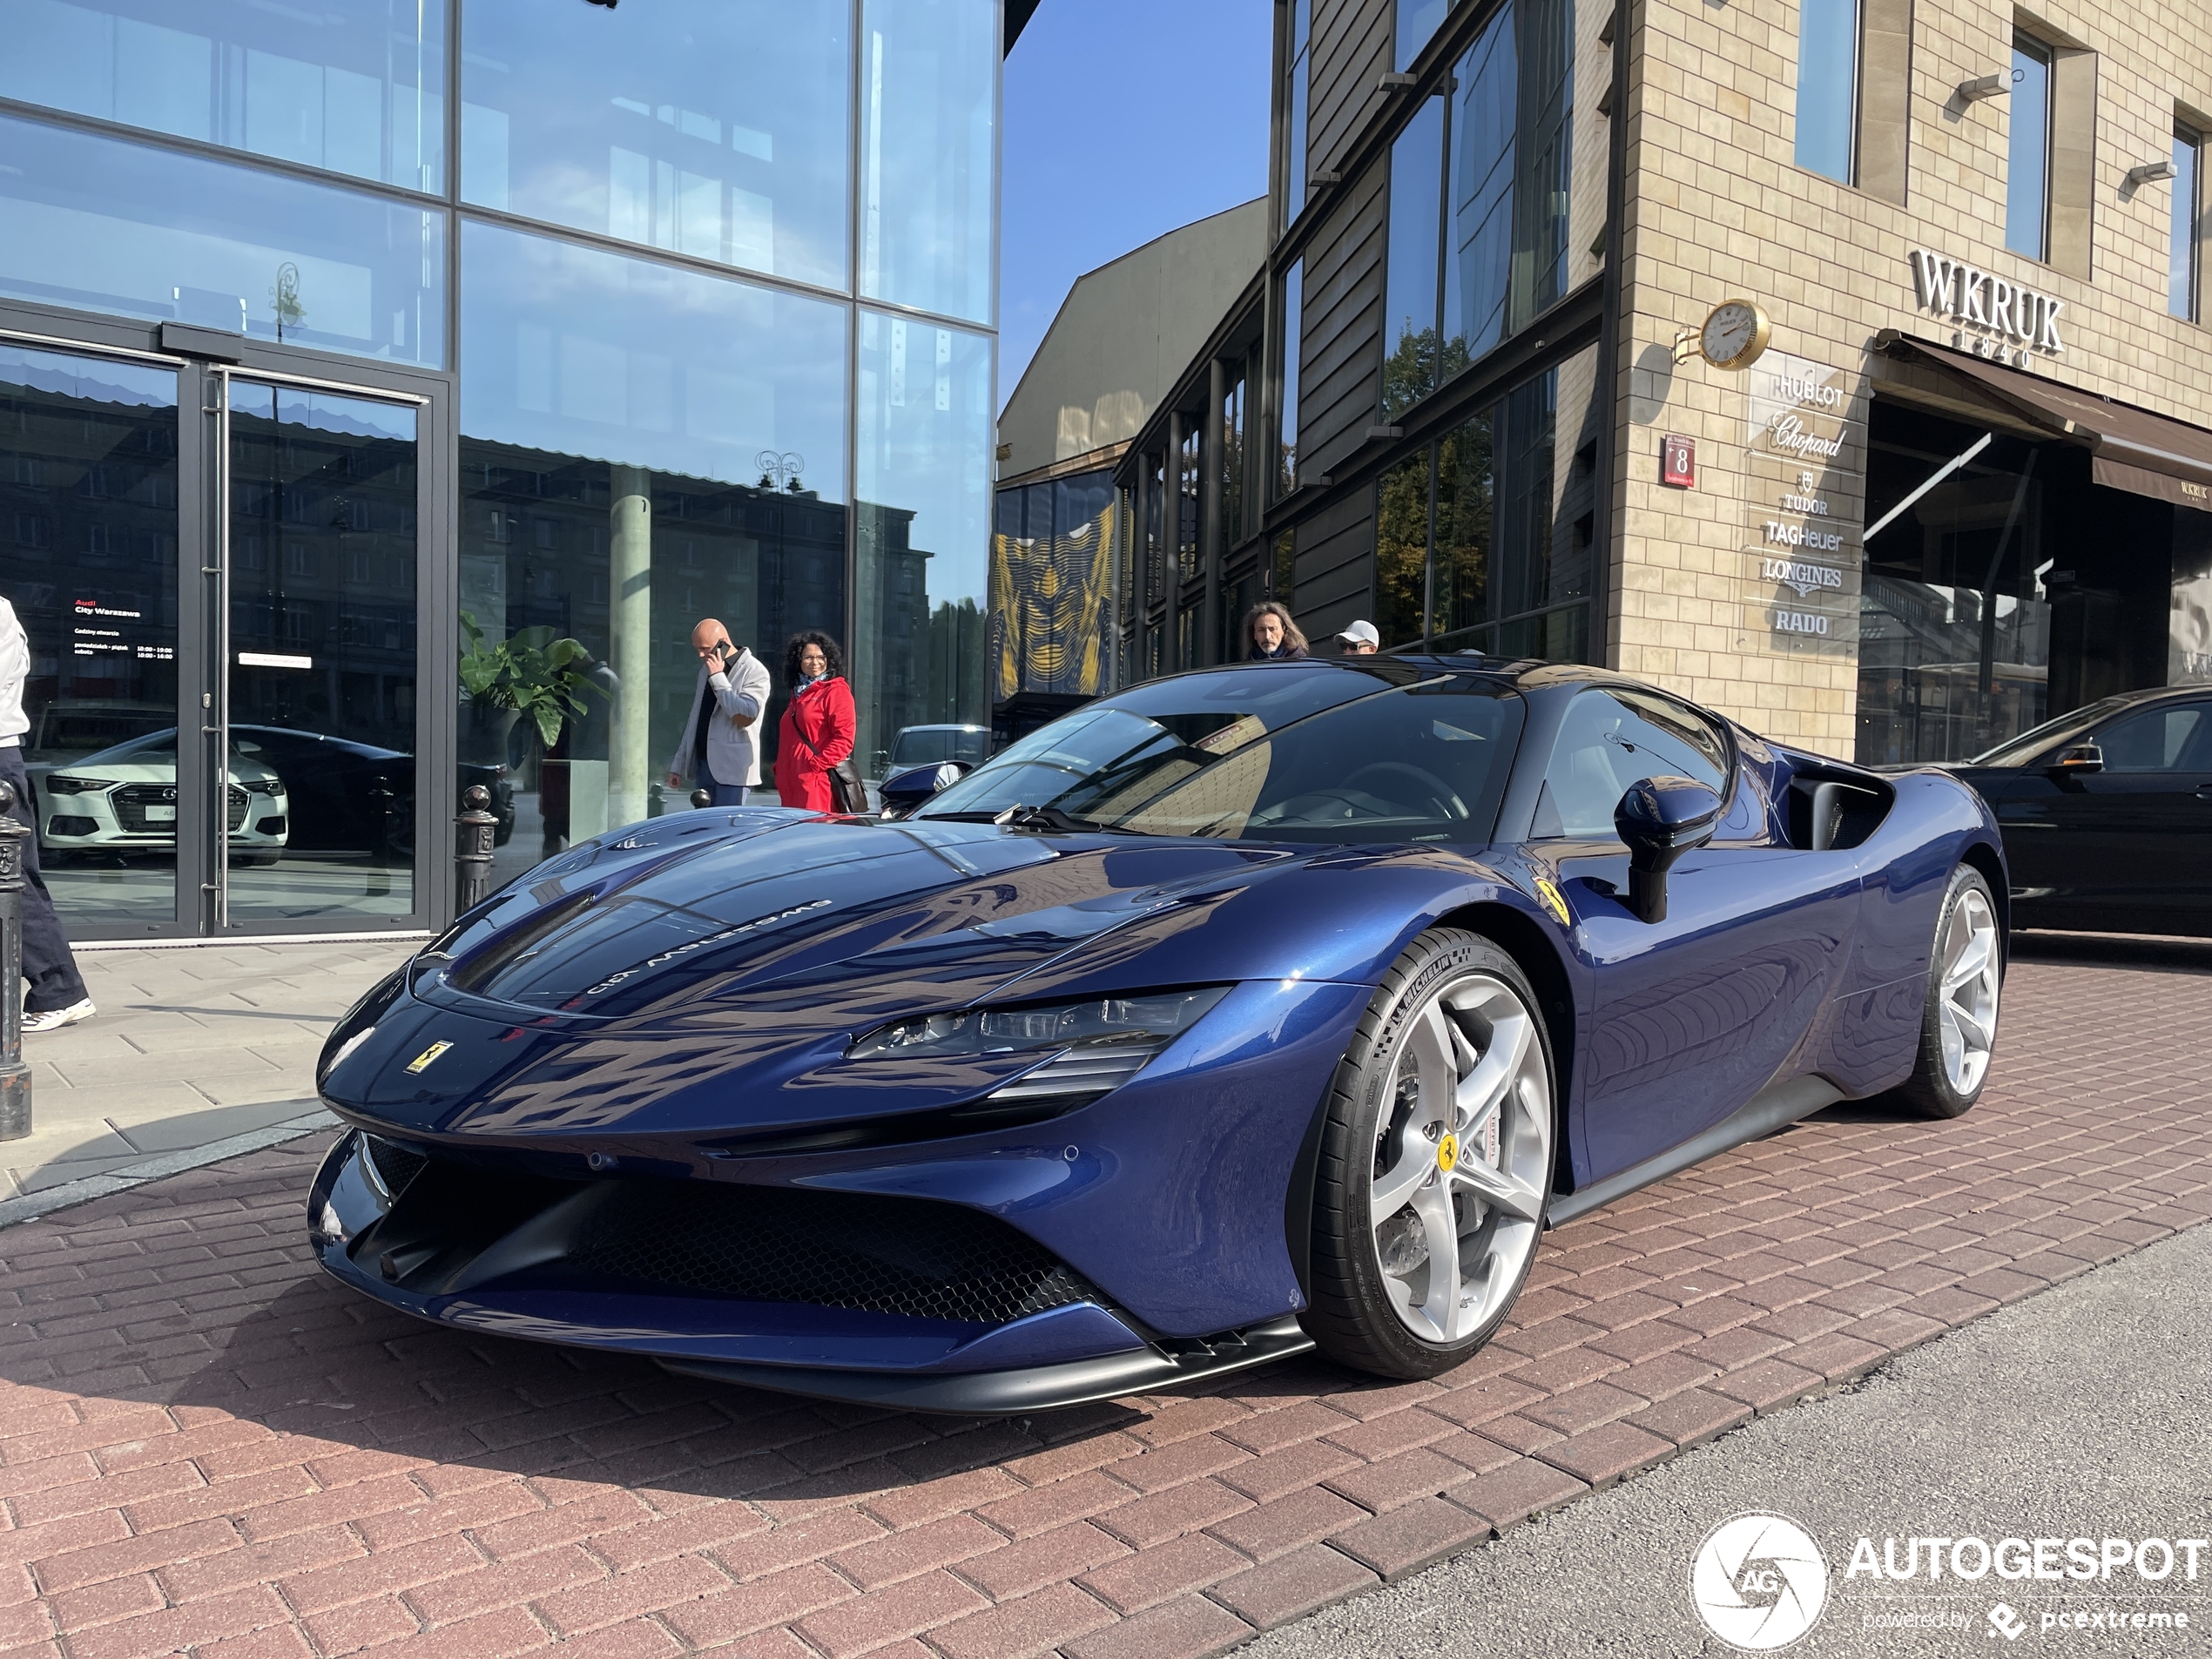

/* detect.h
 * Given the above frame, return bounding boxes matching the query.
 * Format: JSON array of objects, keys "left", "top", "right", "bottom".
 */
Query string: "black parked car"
[
  {"left": 230, "top": 727, "right": 515, "bottom": 859},
  {"left": 1930, "top": 685, "right": 2212, "bottom": 937}
]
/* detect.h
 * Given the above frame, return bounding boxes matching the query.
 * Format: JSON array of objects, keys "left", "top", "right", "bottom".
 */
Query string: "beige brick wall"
[{"left": 1608, "top": 0, "right": 2212, "bottom": 755}]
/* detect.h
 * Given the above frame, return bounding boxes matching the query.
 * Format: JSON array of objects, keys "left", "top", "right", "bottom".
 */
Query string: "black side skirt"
[{"left": 1547, "top": 1073, "right": 1843, "bottom": 1228}]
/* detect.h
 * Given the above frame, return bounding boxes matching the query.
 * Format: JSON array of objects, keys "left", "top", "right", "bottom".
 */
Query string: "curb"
[{"left": 0, "top": 1104, "right": 336, "bottom": 1231}]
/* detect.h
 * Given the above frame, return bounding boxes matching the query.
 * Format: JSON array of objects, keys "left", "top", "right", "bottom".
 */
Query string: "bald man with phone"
[{"left": 667, "top": 618, "right": 772, "bottom": 806}]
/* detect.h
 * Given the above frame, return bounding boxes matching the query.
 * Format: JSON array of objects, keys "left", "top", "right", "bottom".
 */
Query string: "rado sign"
[{"left": 1909, "top": 249, "right": 2065, "bottom": 356}]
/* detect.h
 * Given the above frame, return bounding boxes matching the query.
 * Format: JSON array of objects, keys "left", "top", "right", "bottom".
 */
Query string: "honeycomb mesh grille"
[
  {"left": 362, "top": 1135, "right": 431, "bottom": 1197},
  {"left": 567, "top": 1180, "right": 1098, "bottom": 1326}
]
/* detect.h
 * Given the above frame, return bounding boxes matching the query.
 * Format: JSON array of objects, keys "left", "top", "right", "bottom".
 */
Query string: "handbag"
[{"left": 827, "top": 753, "right": 869, "bottom": 815}]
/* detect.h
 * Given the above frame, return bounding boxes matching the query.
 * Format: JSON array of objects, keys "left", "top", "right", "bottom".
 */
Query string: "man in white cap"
[{"left": 1333, "top": 620, "right": 1379, "bottom": 656}]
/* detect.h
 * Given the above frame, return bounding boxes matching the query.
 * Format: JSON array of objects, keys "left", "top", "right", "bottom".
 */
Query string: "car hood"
[
  {"left": 45, "top": 759, "right": 279, "bottom": 786},
  {"left": 323, "top": 808, "right": 1523, "bottom": 1141}
]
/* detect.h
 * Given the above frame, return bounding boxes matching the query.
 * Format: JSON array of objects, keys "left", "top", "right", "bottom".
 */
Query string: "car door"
[
  {"left": 1526, "top": 687, "right": 1862, "bottom": 1184},
  {"left": 2026, "top": 698, "right": 2212, "bottom": 934}
]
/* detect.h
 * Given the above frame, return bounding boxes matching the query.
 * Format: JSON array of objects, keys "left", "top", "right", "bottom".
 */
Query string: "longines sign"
[{"left": 1909, "top": 249, "right": 2065, "bottom": 361}]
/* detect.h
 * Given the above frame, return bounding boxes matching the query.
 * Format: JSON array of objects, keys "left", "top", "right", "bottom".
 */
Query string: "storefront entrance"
[{"left": 0, "top": 307, "right": 453, "bottom": 941}]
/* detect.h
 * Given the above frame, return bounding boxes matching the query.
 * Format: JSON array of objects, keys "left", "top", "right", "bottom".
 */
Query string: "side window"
[
  {"left": 2095, "top": 704, "right": 2208, "bottom": 772},
  {"left": 1532, "top": 688, "right": 1731, "bottom": 838}
]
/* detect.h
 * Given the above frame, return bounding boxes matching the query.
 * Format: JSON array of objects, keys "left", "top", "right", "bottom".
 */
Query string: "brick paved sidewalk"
[{"left": 1, "top": 949, "right": 2207, "bottom": 1659}]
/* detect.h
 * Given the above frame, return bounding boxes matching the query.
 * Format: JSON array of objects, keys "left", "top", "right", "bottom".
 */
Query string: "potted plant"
[{"left": 458, "top": 610, "right": 604, "bottom": 752}]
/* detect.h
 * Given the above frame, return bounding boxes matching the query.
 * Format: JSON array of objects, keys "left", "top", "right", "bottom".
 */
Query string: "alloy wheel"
[
  {"left": 1366, "top": 971, "right": 1551, "bottom": 1344},
  {"left": 1937, "top": 884, "right": 2000, "bottom": 1096}
]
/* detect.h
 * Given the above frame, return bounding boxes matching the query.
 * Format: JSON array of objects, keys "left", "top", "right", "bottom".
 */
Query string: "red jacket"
[{"left": 776, "top": 676, "right": 856, "bottom": 811}]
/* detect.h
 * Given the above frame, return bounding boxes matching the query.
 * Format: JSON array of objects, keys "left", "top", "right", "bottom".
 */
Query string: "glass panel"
[
  {"left": 1384, "top": 94, "right": 1445, "bottom": 418},
  {"left": 1285, "top": 0, "right": 1312, "bottom": 220},
  {"left": 0, "top": 343, "right": 179, "bottom": 932},
  {"left": 0, "top": 113, "right": 445, "bottom": 367},
  {"left": 854, "top": 309, "right": 990, "bottom": 782},
  {"left": 923, "top": 675, "right": 1524, "bottom": 847},
  {"left": 1222, "top": 365, "right": 1246, "bottom": 544},
  {"left": 1376, "top": 449, "right": 1433, "bottom": 647},
  {"left": 1434, "top": 407, "right": 1493, "bottom": 640},
  {"left": 859, "top": 0, "right": 995, "bottom": 323},
  {"left": 2096, "top": 704, "right": 2206, "bottom": 772},
  {"left": 1177, "top": 423, "right": 1201, "bottom": 583},
  {"left": 1397, "top": 0, "right": 1452, "bottom": 71},
  {"left": 1534, "top": 687, "right": 1725, "bottom": 838},
  {"left": 988, "top": 469, "right": 1116, "bottom": 702},
  {"left": 225, "top": 384, "right": 416, "bottom": 923},
  {"left": 1793, "top": 0, "right": 1858, "bottom": 183},
  {"left": 1446, "top": 0, "right": 1573, "bottom": 365},
  {"left": 459, "top": 221, "right": 847, "bottom": 877},
  {"left": 2174, "top": 129, "right": 2202, "bottom": 321},
  {"left": 0, "top": 0, "right": 446, "bottom": 193},
  {"left": 2006, "top": 39, "right": 2052, "bottom": 262},
  {"left": 1432, "top": 350, "right": 1595, "bottom": 660},
  {"left": 460, "top": 0, "right": 848, "bottom": 293},
  {"left": 1278, "top": 260, "right": 1304, "bottom": 496},
  {"left": 1857, "top": 412, "right": 2053, "bottom": 765}
]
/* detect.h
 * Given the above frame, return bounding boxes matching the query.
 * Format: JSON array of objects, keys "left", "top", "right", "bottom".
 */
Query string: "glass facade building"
[{"left": 0, "top": 0, "right": 1001, "bottom": 939}]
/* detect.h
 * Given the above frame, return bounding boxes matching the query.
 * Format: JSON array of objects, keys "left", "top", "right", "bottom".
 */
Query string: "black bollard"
[
  {"left": 690, "top": 788, "right": 712, "bottom": 809},
  {"left": 455, "top": 784, "right": 497, "bottom": 914},
  {"left": 0, "top": 782, "right": 29, "bottom": 1141}
]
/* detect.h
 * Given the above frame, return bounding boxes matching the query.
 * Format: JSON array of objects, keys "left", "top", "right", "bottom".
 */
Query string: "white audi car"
[{"left": 36, "top": 730, "right": 289, "bottom": 865}]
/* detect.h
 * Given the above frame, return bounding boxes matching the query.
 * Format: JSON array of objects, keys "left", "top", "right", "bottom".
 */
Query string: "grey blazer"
[{"left": 668, "top": 647, "right": 772, "bottom": 787}]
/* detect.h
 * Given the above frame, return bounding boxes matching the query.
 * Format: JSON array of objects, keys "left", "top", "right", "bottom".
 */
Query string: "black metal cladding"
[{"left": 565, "top": 1180, "right": 1098, "bottom": 1327}]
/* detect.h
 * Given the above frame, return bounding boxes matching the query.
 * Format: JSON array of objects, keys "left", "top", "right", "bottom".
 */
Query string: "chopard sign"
[{"left": 1909, "top": 249, "right": 2065, "bottom": 355}]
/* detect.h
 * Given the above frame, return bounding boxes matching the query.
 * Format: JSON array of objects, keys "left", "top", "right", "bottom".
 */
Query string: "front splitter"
[{"left": 658, "top": 1315, "right": 1316, "bottom": 1415}]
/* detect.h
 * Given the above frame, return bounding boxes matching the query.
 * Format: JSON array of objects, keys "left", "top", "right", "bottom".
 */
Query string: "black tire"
[
  {"left": 1302, "top": 928, "right": 1555, "bottom": 1379},
  {"left": 1890, "top": 864, "right": 2004, "bottom": 1119}
]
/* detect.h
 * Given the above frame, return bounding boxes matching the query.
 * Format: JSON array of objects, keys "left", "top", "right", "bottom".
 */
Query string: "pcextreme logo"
[{"left": 1689, "top": 1513, "right": 1830, "bottom": 1650}]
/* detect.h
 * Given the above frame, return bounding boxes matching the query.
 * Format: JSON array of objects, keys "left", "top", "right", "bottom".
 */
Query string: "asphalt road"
[{"left": 1250, "top": 1217, "right": 2212, "bottom": 1657}]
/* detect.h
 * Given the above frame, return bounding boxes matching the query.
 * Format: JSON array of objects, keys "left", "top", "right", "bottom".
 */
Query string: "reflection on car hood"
[
  {"left": 42, "top": 759, "right": 280, "bottom": 786},
  {"left": 418, "top": 813, "right": 1310, "bottom": 1028}
]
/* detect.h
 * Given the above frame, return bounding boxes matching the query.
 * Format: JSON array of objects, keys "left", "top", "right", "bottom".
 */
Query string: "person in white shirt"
[
  {"left": 664, "top": 617, "right": 772, "bottom": 806},
  {"left": 0, "top": 597, "right": 93, "bottom": 1031}
]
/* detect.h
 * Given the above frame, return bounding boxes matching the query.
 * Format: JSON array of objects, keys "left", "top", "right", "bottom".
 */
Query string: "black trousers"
[{"left": 0, "top": 748, "right": 90, "bottom": 1012}]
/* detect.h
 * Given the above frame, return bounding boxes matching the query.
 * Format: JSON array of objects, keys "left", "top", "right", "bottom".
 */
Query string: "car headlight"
[
  {"left": 246, "top": 779, "right": 286, "bottom": 797},
  {"left": 43, "top": 775, "right": 107, "bottom": 795},
  {"left": 850, "top": 988, "right": 1229, "bottom": 1062}
]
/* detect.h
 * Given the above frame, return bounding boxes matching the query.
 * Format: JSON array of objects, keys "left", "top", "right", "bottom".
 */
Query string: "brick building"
[{"left": 1109, "top": 0, "right": 2212, "bottom": 762}]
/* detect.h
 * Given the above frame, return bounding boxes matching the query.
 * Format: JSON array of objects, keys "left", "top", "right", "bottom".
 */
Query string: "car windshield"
[
  {"left": 918, "top": 664, "right": 1524, "bottom": 844},
  {"left": 890, "top": 726, "right": 988, "bottom": 767},
  {"left": 1966, "top": 697, "right": 2129, "bottom": 766}
]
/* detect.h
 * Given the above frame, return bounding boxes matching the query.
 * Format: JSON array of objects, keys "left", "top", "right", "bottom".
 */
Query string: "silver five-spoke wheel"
[
  {"left": 1366, "top": 970, "right": 1551, "bottom": 1345},
  {"left": 1936, "top": 881, "right": 2000, "bottom": 1096}
]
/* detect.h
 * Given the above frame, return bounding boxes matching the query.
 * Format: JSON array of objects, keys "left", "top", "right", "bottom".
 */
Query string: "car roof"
[{"left": 1165, "top": 654, "right": 1644, "bottom": 698}]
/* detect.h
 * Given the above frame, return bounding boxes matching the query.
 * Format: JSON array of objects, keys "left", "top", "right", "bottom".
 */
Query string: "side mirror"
[
  {"left": 1614, "top": 775, "right": 1723, "bottom": 924},
  {"left": 2049, "top": 743, "right": 2103, "bottom": 774},
  {"left": 878, "top": 760, "right": 969, "bottom": 820}
]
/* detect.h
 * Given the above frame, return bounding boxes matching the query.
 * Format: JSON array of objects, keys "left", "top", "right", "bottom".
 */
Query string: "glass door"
[
  {"left": 212, "top": 373, "right": 426, "bottom": 930},
  {"left": 0, "top": 340, "right": 185, "bottom": 937}
]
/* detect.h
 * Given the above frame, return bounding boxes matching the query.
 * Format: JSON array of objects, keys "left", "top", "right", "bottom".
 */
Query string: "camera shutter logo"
[{"left": 1689, "top": 1513, "right": 1829, "bottom": 1650}]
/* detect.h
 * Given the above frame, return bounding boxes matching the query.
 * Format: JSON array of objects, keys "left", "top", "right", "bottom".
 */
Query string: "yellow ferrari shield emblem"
[
  {"left": 405, "top": 1040, "right": 452, "bottom": 1075},
  {"left": 1534, "top": 878, "right": 1571, "bottom": 928},
  {"left": 1436, "top": 1132, "right": 1460, "bottom": 1174}
]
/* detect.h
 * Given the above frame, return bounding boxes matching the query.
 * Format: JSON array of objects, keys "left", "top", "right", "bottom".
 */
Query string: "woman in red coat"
[{"left": 775, "top": 631, "right": 857, "bottom": 812}]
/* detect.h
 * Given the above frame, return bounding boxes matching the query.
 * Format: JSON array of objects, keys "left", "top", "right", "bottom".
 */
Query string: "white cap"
[{"left": 1335, "top": 620, "right": 1380, "bottom": 647}]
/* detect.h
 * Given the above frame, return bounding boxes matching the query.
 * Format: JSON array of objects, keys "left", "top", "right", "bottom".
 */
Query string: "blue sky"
[{"left": 998, "top": 0, "right": 1273, "bottom": 408}]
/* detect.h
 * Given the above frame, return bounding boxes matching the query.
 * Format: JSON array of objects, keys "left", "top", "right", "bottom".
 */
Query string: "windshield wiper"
[{"left": 915, "top": 805, "right": 1145, "bottom": 834}]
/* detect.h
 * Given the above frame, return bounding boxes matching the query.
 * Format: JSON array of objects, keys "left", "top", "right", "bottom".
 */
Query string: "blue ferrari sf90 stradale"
[{"left": 310, "top": 658, "right": 2006, "bottom": 1412}]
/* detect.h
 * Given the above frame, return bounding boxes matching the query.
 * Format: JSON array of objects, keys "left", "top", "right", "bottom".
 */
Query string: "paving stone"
[{"left": 3, "top": 954, "right": 2205, "bottom": 1659}]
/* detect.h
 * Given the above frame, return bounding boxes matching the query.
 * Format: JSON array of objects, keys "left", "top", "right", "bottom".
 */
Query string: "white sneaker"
[{"left": 24, "top": 999, "right": 95, "bottom": 1033}]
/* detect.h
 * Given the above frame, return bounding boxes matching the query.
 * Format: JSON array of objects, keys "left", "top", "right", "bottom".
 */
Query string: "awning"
[{"left": 1874, "top": 331, "right": 2212, "bottom": 512}]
